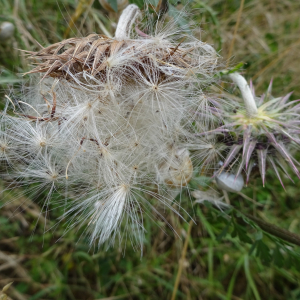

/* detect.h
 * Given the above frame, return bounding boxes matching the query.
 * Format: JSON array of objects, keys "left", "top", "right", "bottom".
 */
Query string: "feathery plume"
[{"left": 0, "top": 4, "right": 220, "bottom": 250}]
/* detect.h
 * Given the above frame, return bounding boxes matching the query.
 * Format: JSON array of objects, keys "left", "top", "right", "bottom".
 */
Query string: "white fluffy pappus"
[{"left": 0, "top": 3, "right": 223, "bottom": 250}]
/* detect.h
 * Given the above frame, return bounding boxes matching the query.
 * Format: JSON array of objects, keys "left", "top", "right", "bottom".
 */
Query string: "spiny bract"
[{"left": 212, "top": 73, "right": 300, "bottom": 189}]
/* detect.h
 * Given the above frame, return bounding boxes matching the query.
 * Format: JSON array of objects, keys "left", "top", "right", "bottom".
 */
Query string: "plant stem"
[
  {"left": 244, "top": 213, "right": 300, "bottom": 247},
  {"left": 210, "top": 200, "right": 300, "bottom": 247},
  {"left": 171, "top": 220, "right": 193, "bottom": 300}
]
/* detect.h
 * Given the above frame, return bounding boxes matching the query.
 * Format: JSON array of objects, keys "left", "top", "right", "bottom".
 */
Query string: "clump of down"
[
  {"left": 0, "top": 4, "right": 220, "bottom": 250},
  {"left": 4, "top": 4, "right": 299, "bottom": 250}
]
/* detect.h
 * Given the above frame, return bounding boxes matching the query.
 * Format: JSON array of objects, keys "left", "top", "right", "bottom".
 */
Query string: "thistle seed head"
[{"left": 0, "top": 4, "right": 222, "bottom": 249}]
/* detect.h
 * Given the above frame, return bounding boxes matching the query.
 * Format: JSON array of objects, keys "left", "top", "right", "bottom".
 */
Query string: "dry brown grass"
[{"left": 200, "top": 0, "right": 300, "bottom": 97}]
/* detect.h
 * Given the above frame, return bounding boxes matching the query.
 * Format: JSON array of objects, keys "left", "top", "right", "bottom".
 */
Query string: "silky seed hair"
[
  {"left": 4, "top": 4, "right": 299, "bottom": 249},
  {"left": 1, "top": 4, "right": 221, "bottom": 249}
]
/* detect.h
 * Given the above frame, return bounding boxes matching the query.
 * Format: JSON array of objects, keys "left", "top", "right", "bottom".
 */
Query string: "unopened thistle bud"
[{"left": 212, "top": 73, "right": 300, "bottom": 188}]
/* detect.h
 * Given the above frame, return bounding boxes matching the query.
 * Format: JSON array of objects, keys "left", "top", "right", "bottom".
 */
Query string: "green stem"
[{"left": 243, "top": 213, "right": 300, "bottom": 247}]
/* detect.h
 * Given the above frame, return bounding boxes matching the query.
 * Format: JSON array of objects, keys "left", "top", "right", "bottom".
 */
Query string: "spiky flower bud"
[{"left": 212, "top": 73, "right": 300, "bottom": 188}]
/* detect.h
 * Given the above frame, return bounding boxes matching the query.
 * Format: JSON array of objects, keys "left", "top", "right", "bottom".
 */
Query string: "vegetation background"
[{"left": 1, "top": 0, "right": 300, "bottom": 299}]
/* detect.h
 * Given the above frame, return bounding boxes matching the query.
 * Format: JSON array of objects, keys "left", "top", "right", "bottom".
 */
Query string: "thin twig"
[{"left": 171, "top": 220, "right": 193, "bottom": 300}]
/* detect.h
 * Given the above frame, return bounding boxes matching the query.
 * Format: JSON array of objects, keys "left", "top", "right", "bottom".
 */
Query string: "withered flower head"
[{"left": 1, "top": 4, "right": 220, "bottom": 250}]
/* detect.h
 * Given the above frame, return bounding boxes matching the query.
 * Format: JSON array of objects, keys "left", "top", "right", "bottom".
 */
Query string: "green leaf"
[
  {"left": 216, "top": 221, "right": 230, "bottom": 241},
  {"left": 254, "top": 231, "right": 263, "bottom": 241},
  {"left": 232, "top": 222, "right": 253, "bottom": 244},
  {"left": 249, "top": 241, "right": 257, "bottom": 255},
  {"left": 214, "top": 62, "right": 245, "bottom": 77},
  {"left": 168, "top": 5, "right": 190, "bottom": 31},
  {"left": 108, "top": 0, "right": 118, "bottom": 12},
  {"left": 244, "top": 255, "right": 261, "bottom": 300},
  {"left": 273, "top": 245, "right": 284, "bottom": 268},
  {"left": 29, "top": 286, "right": 57, "bottom": 300},
  {"left": 74, "top": 251, "right": 93, "bottom": 263},
  {"left": 231, "top": 227, "right": 237, "bottom": 238},
  {"left": 256, "top": 240, "right": 272, "bottom": 264}
]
